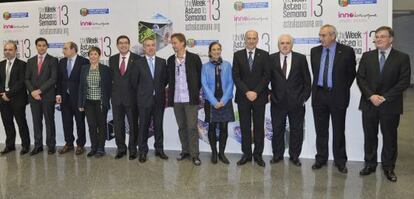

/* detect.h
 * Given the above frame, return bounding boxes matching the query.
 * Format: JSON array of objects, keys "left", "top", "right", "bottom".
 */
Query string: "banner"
[{"left": 0, "top": 0, "right": 392, "bottom": 161}]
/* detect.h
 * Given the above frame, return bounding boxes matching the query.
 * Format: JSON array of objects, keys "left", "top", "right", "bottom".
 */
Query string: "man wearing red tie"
[
  {"left": 24, "top": 37, "right": 58, "bottom": 155},
  {"left": 109, "top": 35, "right": 140, "bottom": 160}
]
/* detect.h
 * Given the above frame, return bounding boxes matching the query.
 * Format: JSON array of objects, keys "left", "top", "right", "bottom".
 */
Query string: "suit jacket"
[
  {"left": 0, "top": 58, "right": 28, "bottom": 105},
  {"left": 25, "top": 54, "right": 58, "bottom": 103},
  {"left": 357, "top": 48, "right": 411, "bottom": 114},
  {"left": 56, "top": 55, "right": 90, "bottom": 104},
  {"left": 109, "top": 52, "right": 140, "bottom": 106},
  {"left": 269, "top": 51, "right": 311, "bottom": 109},
  {"left": 310, "top": 43, "right": 356, "bottom": 108},
  {"left": 135, "top": 56, "right": 168, "bottom": 108},
  {"left": 166, "top": 50, "right": 202, "bottom": 106},
  {"left": 232, "top": 48, "right": 270, "bottom": 105},
  {"left": 78, "top": 64, "right": 112, "bottom": 110}
]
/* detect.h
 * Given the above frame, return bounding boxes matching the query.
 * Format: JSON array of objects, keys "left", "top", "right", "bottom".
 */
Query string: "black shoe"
[
  {"left": 176, "top": 152, "right": 190, "bottom": 161},
  {"left": 192, "top": 157, "right": 201, "bottom": 166},
  {"left": 114, "top": 151, "right": 126, "bottom": 159},
  {"left": 211, "top": 151, "right": 218, "bottom": 164},
  {"left": 270, "top": 156, "right": 283, "bottom": 164},
  {"left": 237, "top": 155, "right": 252, "bottom": 166},
  {"left": 254, "top": 156, "right": 266, "bottom": 167},
  {"left": 289, "top": 158, "right": 302, "bottom": 167},
  {"left": 87, "top": 151, "right": 96, "bottom": 157},
  {"left": 30, "top": 147, "right": 43, "bottom": 156},
  {"left": 155, "top": 151, "right": 169, "bottom": 160},
  {"left": 0, "top": 147, "right": 16, "bottom": 155},
  {"left": 48, "top": 147, "right": 56, "bottom": 155},
  {"left": 129, "top": 153, "right": 137, "bottom": 160},
  {"left": 384, "top": 170, "right": 397, "bottom": 182},
  {"left": 20, "top": 148, "right": 30, "bottom": 155},
  {"left": 359, "top": 166, "right": 376, "bottom": 176},
  {"left": 139, "top": 154, "right": 147, "bottom": 163},
  {"left": 311, "top": 161, "right": 326, "bottom": 170},
  {"left": 95, "top": 151, "right": 105, "bottom": 158},
  {"left": 218, "top": 153, "right": 230, "bottom": 164},
  {"left": 335, "top": 164, "right": 348, "bottom": 174}
]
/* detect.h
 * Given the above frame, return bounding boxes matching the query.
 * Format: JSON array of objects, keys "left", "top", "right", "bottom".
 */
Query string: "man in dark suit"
[
  {"left": 268, "top": 34, "right": 311, "bottom": 166},
  {"left": 310, "top": 24, "right": 356, "bottom": 173},
  {"left": 232, "top": 30, "right": 270, "bottom": 167},
  {"left": 109, "top": 35, "right": 140, "bottom": 160},
  {"left": 56, "top": 42, "right": 89, "bottom": 155},
  {"left": 357, "top": 26, "right": 411, "bottom": 182},
  {"left": 25, "top": 37, "right": 58, "bottom": 155},
  {"left": 0, "top": 42, "right": 30, "bottom": 155},
  {"left": 136, "top": 37, "right": 169, "bottom": 163},
  {"left": 167, "top": 33, "right": 202, "bottom": 166}
]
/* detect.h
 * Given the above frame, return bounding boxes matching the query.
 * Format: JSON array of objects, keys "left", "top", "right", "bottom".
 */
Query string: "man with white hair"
[
  {"left": 310, "top": 24, "right": 356, "bottom": 173},
  {"left": 268, "top": 34, "right": 311, "bottom": 166}
]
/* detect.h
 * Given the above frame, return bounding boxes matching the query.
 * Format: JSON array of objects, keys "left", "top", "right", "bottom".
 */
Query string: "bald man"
[
  {"left": 0, "top": 42, "right": 30, "bottom": 155},
  {"left": 232, "top": 30, "right": 270, "bottom": 167}
]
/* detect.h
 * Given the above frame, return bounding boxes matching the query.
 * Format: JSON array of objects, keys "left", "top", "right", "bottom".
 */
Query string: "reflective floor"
[{"left": 0, "top": 88, "right": 413, "bottom": 199}]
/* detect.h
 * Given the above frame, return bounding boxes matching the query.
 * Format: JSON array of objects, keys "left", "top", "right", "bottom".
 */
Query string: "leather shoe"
[
  {"left": 95, "top": 151, "right": 105, "bottom": 158},
  {"left": 192, "top": 157, "right": 201, "bottom": 166},
  {"left": 359, "top": 166, "right": 376, "bottom": 176},
  {"left": 114, "top": 151, "right": 126, "bottom": 159},
  {"left": 254, "top": 156, "right": 266, "bottom": 167},
  {"left": 139, "top": 154, "right": 147, "bottom": 163},
  {"left": 75, "top": 146, "right": 85, "bottom": 155},
  {"left": 384, "top": 170, "right": 397, "bottom": 182},
  {"left": 0, "top": 147, "right": 15, "bottom": 155},
  {"left": 20, "top": 148, "right": 30, "bottom": 155},
  {"left": 311, "top": 161, "right": 326, "bottom": 170},
  {"left": 218, "top": 153, "right": 230, "bottom": 164},
  {"left": 335, "top": 164, "right": 348, "bottom": 173},
  {"left": 270, "top": 156, "right": 283, "bottom": 164},
  {"left": 129, "top": 153, "right": 137, "bottom": 160},
  {"left": 58, "top": 145, "right": 74, "bottom": 154},
  {"left": 176, "top": 152, "right": 190, "bottom": 161},
  {"left": 48, "top": 147, "right": 56, "bottom": 155},
  {"left": 155, "top": 151, "right": 169, "bottom": 160},
  {"left": 87, "top": 151, "right": 96, "bottom": 157},
  {"left": 289, "top": 158, "right": 302, "bottom": 166},
  {"left": 237, "top": 155, "right": 252, "bottom": 166},
  {"left": 30, "top": 147, "right": 43, "bottom": 156}
]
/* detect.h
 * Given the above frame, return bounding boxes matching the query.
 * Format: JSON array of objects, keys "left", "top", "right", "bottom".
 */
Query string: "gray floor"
[{"left": 0, "top": 89, "right": 413, "bottom": 199}]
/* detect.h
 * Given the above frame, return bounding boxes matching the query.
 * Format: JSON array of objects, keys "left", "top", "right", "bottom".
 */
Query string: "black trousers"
[
  {"left": 237, "top": 102, "right": 265, "bottom": 158},
  {"left": 0, "top": 101, "right": 30, "bottom": 149},
  {"left": 173, "top": 103, "right": 199, "bottom": 158},
  {"left": 60, "top": 93, "right": 86, "bottom": 147},
  {"left": 30, "top": 100, "right": 56, "bottom": 149},
  {"left": 271, "top": 102, "right": 305, "bottom": 160},
  {"left": 138, "top": 100, "right": 165, "bottom": 154},
  {"left": 112, "top": 104, "right": 138, "bottom": 154},
  {"left": 208, "top": 122, "right": 228, "bottom": 153},
  {"left": 362, "top": 108, "right": 400, "bottom": 170},
  {"left": 312, "top": 88, "right": 347, "bottom": 165},
  {"left": 85, "top": 100, "right": 107, "bottom": 153}
]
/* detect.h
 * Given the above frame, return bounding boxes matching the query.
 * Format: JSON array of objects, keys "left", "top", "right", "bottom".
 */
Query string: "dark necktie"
[
  {"left": 379, "top": 51, "right": 386, "bottom": 72},
  {"left": 248, "top": 51, "right": 253, "bottom": 71},
  {"left": 323, "top": 48, "right": 330, "bottom": 89},
  {"left": 282, "top": 55, "right": 287, "bottom": 78}
]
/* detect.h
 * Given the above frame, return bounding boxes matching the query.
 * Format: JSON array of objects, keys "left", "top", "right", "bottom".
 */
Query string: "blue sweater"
[{"left": 201, "top": 60, "right": 234, "bottom": 106}]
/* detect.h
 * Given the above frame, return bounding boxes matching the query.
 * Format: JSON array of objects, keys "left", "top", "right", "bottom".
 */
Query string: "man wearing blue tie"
[
  {"left": 357, "top": 26, "right": 411, "bottom": 182},
  {"left": 56, "top": 42, "right": 89, "bottom": 155},
  {"left": 310, "top": 24, "right": 356, "bottom": 173}
]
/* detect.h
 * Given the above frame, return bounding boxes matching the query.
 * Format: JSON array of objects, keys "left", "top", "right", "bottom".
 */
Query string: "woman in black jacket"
[{"left": 78, "top": 47, "right": 112, "bottom": 157}]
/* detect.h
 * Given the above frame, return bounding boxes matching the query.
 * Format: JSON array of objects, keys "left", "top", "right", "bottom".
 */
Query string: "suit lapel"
[
  {"left": 251, "top": 49, "right": 260, "bottom": 72},
  {"left": 274, "top": 52, "right": 284, "bottom": 77},
  {"left": 287, "top": 53, "right": 295, "bottom": 80},
  {"left": 381, "top": 48, "right": 395, "bottom": 75},
  {"left": 39, "top": 54, "right": 49, "bottom": 76},
  {"left": 143, "top": 57, "right": 153, "bottom": 80},
  {"left": 154, "top": 57, "right": 162, "bottom": 81},
  {"left": 125, "top": 54, "right": 135, "bottom": 75},
  {"left": 314, "top": 46, "right": 322, "bottom": 80}
]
